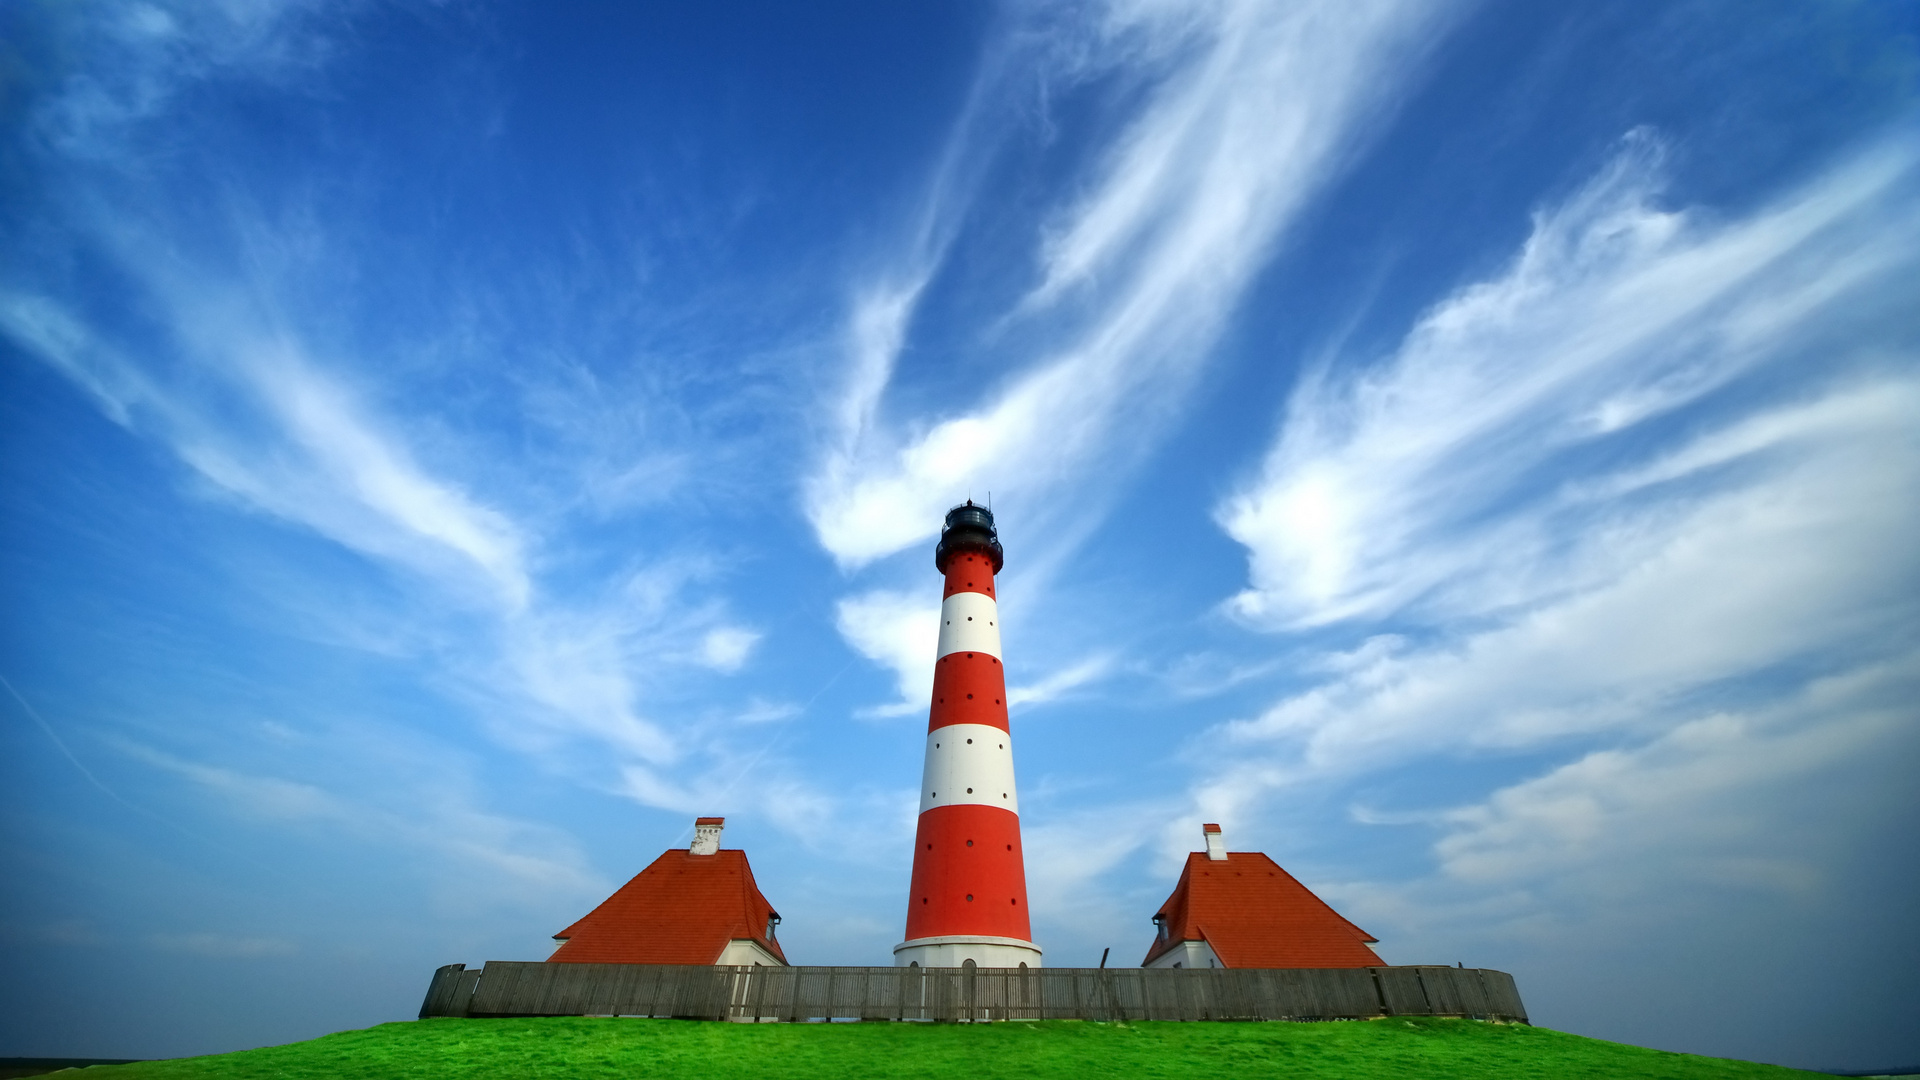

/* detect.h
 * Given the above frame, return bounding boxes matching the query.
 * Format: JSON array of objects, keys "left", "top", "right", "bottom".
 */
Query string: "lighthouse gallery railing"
[{"left": 419, "top": 962, "right": 1527, "bottom": 1023}]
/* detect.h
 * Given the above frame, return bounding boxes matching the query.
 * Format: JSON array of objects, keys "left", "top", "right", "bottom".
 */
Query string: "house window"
[
  {"left": 766, "top": 914, "right": 780, "bottom": 940},
  {"left": 1153, "top": 915, "right": 1168, "bottom": 944}
]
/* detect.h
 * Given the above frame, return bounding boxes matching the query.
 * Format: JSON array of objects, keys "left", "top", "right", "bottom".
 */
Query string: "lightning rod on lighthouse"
[{"left": 894, "top": 502, "right": 1042, "bottom": 969}]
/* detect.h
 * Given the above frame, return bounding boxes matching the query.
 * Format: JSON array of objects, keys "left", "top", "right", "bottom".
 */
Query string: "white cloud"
[
  {"left": 834, "top": 589, "right": 941, "bottom": 718},
  {"left": 0, "top": 292, "right": 532, "bottom": 609},
  {"left": 117, "top": 740, "right": 605, "bottom": 898},
  {"left": 1, "top": 229, "right": 794, "bottom": 793},
  {"left": 1222, "top": 375, "right": 1920, "bottom": 774},
  {"left": 33, "top": 0, "right": 340, "bottom": 160},
  {"left": 1321, "top": 651, "right": 1920, "bottom": 974},
  {"left": 734, "top": 699, "right": 800, "bottom": 726},
  {"left": 1433, "top": 656, "right": 1917, "bottom": 893},
  {"left": 699, "top": 626, "right": 761, "bottom": 673},
  {"left": 1022, "top": 800, "right": 1171, "bottom": 959},
  {"left": 2, "top": 227, "right": 851, "bottom": 858},
  {"left": 497, "top": 612, "right": 677, "bottom": 764},
  {"left": 1187, "top": 131, "right": 1920, "bottom": 968},
  {"left": 1219, "top": 130, "right": 1920, "bottom": 629},
  {"left": 808, "top": 0, "right": 1453, "bottom": 569},
  {"left": 1008, "top": 654, "right": 1115, "bottom": 710}
]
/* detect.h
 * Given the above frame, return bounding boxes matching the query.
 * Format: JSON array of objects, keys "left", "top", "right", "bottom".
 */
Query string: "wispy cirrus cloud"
[
  {"left": 1223, "top": 372, "right": 1920, "bottom": 774},
  {"left": 116, "top": 739, "right": 605, "bottom": 898},
  {"left": 1219, "top": 129, "right": 1920, "bottom": 629},
  {"left": 1191, "top": 129, "right": 1920, "bottom": 957},
  {"left": 1322, "top": 650, "right": 1920, "bottom": 985},
  {"left": 808, "top": 0, "right": 1456, "bottom": 571},
  {"left": 25, "top": 0, "right": 345, "bottom": 162},
  {"left": 814, "top": 0, "right": 1460, "bottom": 724},
  {"left": 1431, "top": 656, "right": 1917, "bottom": 893},
  {"left": 5, "top": 21, "right": 782, "bottom": 819},
  {"left": 4, "top": 0, "right": 786, "bottom": 799},
  {"left": 0, "top": 290, "right": 532, "bottom": 609},
  {"left": 1008, "top": 654, "right": 1114, "bottom": 711}
]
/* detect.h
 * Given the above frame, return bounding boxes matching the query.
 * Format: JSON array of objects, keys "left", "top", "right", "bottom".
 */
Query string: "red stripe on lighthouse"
[
  {"left": 941, "top": 551, "right": 997, "bottom": 599},
  {"left": 905, "top": 804, "right": 1031, "bottom": 940},
  {"left": 928, "top": 654, "right": 1010, "bottom": 733}
]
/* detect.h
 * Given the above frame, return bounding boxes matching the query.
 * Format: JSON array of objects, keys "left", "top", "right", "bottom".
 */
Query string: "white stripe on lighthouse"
[
  {"left": 935, "top": 592, "right": 1002, "bottom": 660},
  {"left": 919, "top": 724, "right": 1019, "bottom": 815}
]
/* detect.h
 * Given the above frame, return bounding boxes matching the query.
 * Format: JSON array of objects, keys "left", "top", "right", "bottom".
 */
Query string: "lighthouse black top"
[{"left": 934, "top": 500, "right": 1004, "bottom": 573}]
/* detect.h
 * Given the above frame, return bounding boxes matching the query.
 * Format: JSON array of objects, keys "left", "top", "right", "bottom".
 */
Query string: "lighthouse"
[{"left": 895, "top": 502, "right": 1042, "bottom": 969}]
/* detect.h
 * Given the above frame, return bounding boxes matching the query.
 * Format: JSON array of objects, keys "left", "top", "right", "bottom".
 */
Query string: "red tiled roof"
[
  {"left": 1142, "top": 851, "right": 1379, "bottom": 969},
  {"left": 549, "top": 848, "right": 788, "bottom": 965}
]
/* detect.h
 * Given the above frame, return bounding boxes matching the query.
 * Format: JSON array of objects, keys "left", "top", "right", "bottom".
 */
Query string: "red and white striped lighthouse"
[{"left": 895, "top": 502, "right": 1042, "bottom": 969}]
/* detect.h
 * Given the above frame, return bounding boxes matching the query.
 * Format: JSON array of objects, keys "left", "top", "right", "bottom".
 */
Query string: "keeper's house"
[
  {"left": 1143, "top": 824, "right": 1382, "bottom": 969},
  {"left": 549, "top": 817, "right": 788, "bottom": 966}
]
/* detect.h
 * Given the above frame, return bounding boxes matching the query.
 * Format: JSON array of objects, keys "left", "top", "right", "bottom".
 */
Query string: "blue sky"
[{"left": 2, "top": 0, "right": 1917, "bottom": 1069}]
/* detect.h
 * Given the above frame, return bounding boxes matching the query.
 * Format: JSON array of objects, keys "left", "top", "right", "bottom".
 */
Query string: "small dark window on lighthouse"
[
  {"left": 967, "top": 616, "right": 973, "bottom": 621},
  {"left": 967, "top": 738, "right": 972, "bottom": 744},
  {"left": 966, "top": 894, "right": 974, "bottom": 902},
  {"left": 967, "top": 787, "right": 973, "bottom": 793},
  {"left": 966, "top": 840, "right": 973, "bottom": 847}
]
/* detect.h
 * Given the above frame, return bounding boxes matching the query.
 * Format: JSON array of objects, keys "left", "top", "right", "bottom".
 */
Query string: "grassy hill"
[{"left": 74, "top": 1016, "right": 1823, "bottom": 1079}]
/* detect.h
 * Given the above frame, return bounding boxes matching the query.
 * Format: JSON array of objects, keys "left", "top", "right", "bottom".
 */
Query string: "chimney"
[
  {"left": 690, "top": 817, "right": 724, "bottom": 856},
  {"left": 1203, "top": 823, "right": 1227, "bottom": 861}
]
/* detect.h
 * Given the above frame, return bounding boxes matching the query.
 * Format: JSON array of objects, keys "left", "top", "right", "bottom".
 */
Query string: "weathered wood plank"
[
  {"left": 1477, "top": 968, "right": 1529, "bottom": 1022},
  {"left": 1413, "top": 967, "right": 1486, "bottom": 1017},
  {"left": 418, "top": 964, "right": 469, "bottom": 1018},
  {"left": 1372, "top": 966, "right": 1431, "bottom": 1015}
]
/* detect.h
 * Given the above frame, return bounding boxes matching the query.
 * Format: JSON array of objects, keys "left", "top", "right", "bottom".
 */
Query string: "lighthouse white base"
[{"left": 894, "top": 935, "right": 1043, "bottom": 969}]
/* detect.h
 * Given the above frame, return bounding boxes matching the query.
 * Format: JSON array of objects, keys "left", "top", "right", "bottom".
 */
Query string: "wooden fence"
[{"left": 419, "top": 962, "right": 1527, "bottom": 1024}]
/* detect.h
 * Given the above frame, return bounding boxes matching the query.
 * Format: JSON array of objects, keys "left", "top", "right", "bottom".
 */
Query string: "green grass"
[{"left": 82, "top": 1017, "right": 1824, "bottom": 1079}]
